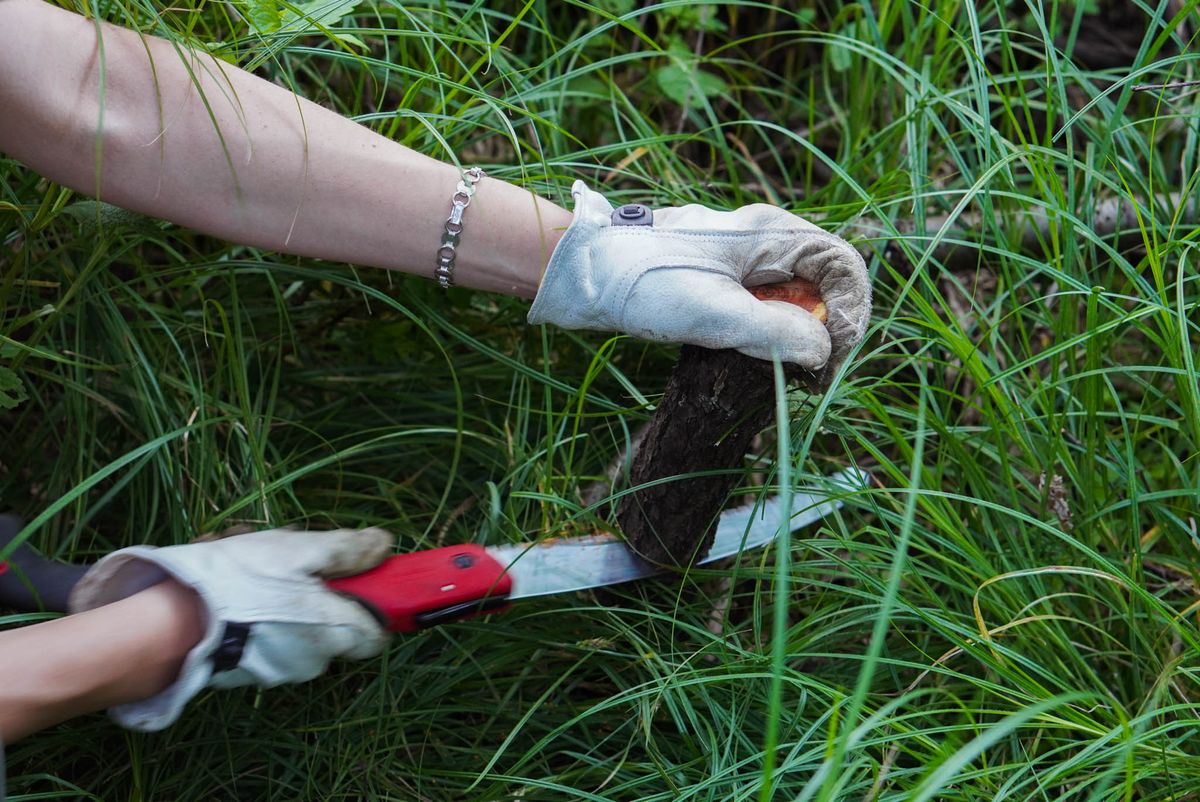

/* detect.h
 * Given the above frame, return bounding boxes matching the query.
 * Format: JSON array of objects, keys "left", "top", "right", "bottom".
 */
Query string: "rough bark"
[
  {"left": 615, "top": 347, "right": 780, "bottom": 565},
  {"left": 616, "top": 279, "right": 825, "bottom": 566}
]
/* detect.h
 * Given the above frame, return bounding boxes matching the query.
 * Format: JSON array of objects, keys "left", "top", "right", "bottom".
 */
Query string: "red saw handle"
[
  {"left": 0, "top": 518, "right": 511, "bottom": 634},
  {"left": 325, "top": 543, "right": 512, "bottom": 633}
]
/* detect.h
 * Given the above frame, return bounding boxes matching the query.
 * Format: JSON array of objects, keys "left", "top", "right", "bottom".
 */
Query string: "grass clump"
[{"left": 3, "top": 0, "right": 1200, "bottom": 799}]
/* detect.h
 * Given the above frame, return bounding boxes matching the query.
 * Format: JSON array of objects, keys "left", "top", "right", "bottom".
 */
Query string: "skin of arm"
[
  {"left": 0, "top": 580, "right": 204, "bottom": 743},
  {"left": 0, "top": 0, "right": 573, "bottom": 297},
  {"left": 0, "top": 0, "right": 574, "bottom": 743}
]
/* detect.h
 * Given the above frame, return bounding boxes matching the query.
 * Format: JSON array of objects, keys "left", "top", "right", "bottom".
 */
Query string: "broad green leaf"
[
  {"left": 566, "top": 74, "right": 610, "bottom": 105},
  {"left": 660, "top": 3, "right": 726, "bottom": 32},
  {"left": 62, "top": 201, "right": 158, "bottom": 236},
  {"left": 655, "top": 63, "right": 727, "bottom": 106},
  {"left": 279, "top": 0, "right": 361, "bottom": 32},
  {"left": 0, "top": 366, "right": 27, "bottom": 411},
  {"left": 332, "top": 32, "right": 367, "bottom": 50},
  {"left": 665, "top": 36, "right": 692, "bottom": 57},
  {"left": 829, "top": 23, "right": 855, "bottom": 72},
  {"left": 245, "top": 0, "right": 281, "bottom": 34}
]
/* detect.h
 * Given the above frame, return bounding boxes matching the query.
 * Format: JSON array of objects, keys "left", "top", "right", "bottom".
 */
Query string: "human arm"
[
  {"left": 0, "top": 0, "right": 870, "bottom": 369},
  {"left": 0, "top": 0, "right": 570, "bottom": 297},
  {"left": 0, "top": 579, "right": 203, "bottom": 742}
]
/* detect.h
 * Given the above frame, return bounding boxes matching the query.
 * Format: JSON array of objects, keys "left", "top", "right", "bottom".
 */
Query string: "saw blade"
[{"left": 488, "top": 467, "right": 867, "bottom": 600}]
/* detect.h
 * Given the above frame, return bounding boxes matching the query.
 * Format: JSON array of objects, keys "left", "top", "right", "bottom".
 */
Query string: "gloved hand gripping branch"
[{"left": 529, "top": 181, "right": 871, "bottom": 385}]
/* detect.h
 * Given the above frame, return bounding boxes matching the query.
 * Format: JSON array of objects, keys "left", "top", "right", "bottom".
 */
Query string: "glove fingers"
[
  {"left": 303, "top": 527, "right": 394, "bottom": 579},
  {"left": 653, "top": 202, "right": 826, "bottom": 237},
  {"left": 729, "top": 300, "right": 832, "bottom": 369},
  {"left": 340, "top": 617, "right": 390, "bottom": 660},
  {"left": 201, "top": 526, "right": 393, "bottom": 578},
  {"left": 626, "top": 272, "right": 832, "bottom": 370},
  {"left": 789, "top": 238, "right": 871, "bottom": 344}
]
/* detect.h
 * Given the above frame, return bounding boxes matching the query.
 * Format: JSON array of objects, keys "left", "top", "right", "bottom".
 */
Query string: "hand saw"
[{"left": 0, "top": 468, "right": 866, "bottom": 632}]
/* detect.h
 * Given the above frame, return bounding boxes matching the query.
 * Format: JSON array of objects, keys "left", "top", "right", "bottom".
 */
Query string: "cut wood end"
[{"left": 748, "top": 278, "right": 828, "bottom": 323}]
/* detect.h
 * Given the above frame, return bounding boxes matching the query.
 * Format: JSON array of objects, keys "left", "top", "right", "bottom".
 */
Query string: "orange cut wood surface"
[{"left": 748, "top": 278, "right": 827, "bottom": 323}]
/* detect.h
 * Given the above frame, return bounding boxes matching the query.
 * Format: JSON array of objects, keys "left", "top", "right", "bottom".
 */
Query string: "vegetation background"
[{"left": 3, "top": 0, "right": 1200, "bottom": 799}]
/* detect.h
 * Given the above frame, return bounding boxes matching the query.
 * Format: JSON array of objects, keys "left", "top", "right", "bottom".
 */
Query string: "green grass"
[{"left": 3, "top": 0, "right": 1200, "bottom": 799}]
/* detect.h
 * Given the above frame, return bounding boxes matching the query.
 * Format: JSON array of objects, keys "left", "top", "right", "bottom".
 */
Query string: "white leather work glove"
[
  {"left": 68, "top": 527, "right": 392, "bottom": 731},
  {"left": 529, "top": 181, "right": 871, "bottom": 386}
]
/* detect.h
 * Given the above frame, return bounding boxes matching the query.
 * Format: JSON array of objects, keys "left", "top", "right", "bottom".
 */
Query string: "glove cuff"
[
  {"left": 69, "top": 547, "right": 223, "bottom": 731},
  {"left": 527, "top": 180, "right": 616, "bottom": 331}
]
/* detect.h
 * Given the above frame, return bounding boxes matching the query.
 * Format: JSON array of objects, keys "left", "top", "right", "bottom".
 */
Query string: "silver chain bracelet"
[{"left": 434, "top": 166, "right": 485, "bottom": 289}]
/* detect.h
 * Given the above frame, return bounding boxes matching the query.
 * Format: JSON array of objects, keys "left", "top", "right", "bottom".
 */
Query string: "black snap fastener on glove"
[{"left": 611, "top": 204, "right": 653, "bottom": 226}]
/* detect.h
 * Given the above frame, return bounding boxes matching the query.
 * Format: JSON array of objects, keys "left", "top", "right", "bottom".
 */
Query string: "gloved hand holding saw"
[
  {"left": 0, "top": 460, "right": 864, "bottom": 742},
  {"left": 0, "top": 524, "right": 393, "bottom": 739}
]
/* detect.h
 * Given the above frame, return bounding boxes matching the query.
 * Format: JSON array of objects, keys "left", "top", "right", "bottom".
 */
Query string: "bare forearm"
[
  {"left": 0, "top": 580, "right": 203, "bottom": 742},
  {"left": 0, "top": 0, "right": 570, "bottom": 297}
]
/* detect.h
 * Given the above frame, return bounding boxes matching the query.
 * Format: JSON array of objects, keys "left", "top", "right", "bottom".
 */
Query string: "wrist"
[
  {"left": 137, "top": 580, "right": 207, "bottom": 676},
  {"left": 443, "top": 176, "right": 572, "bottom": 298}
]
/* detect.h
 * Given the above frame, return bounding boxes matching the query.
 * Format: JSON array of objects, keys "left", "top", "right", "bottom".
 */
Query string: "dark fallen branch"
[
  {"left": 615, "top": 279, "right": 825, "bottom": 566},
  {"left": 863, "top": 194, "right": 1190, "bottom": 272}
]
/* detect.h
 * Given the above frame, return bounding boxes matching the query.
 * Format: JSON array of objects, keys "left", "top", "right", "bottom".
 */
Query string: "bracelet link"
[{"left": 435, "top": 166, "right": 485, "bottom": 289}]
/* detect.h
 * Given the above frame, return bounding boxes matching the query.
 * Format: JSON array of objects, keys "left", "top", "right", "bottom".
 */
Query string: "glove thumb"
[{"left": 729, "top": 299, "right": 832, "bottom": 369}]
